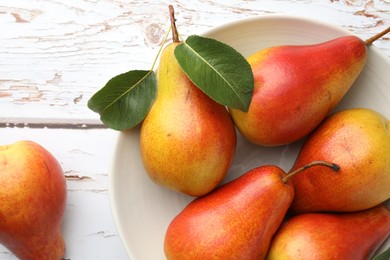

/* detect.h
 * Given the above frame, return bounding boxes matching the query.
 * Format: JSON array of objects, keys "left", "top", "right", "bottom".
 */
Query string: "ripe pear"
[
  {"left": 0, "top": 140, "right": 66, "bottom": 259},
  {"left": 229, "top": 35, "right": 367, "bottom": 146},
  {"left": 164, "top": 161, "right": 338, "bottom": 259},
  {"left": 266, "top": 205, "right": 390, "bottom": 260},
  {"left": 140, "top": 10, "right": 236, "bottom": 196},
  {"left": 289, "top": 108, "right": 390, "bottom": 213}
]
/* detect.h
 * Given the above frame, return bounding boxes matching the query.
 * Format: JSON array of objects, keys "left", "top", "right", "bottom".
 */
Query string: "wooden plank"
[
  {"left": 1, "top": 0, "right": 389, "bottom": 124},
  {"left": 0, "top": 1, "right": 389, "bottom": 259}
]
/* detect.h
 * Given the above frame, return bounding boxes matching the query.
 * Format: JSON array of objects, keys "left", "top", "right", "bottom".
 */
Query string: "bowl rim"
[
  {"left": 201, "top": 13, "right": 354, "bottom": 38},
  {"left": 107, "top": 13, "right": 388, "bottom": 259}
]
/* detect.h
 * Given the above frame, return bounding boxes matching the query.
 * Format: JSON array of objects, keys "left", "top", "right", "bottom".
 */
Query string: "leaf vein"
[
  {"left": 183, "top": 42, "right": 243, "bottom": 106},
  {"left": 102, "top": 70, "right": 151, "bottom": 112}
]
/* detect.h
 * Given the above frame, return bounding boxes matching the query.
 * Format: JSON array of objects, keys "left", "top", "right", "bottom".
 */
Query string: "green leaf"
[
  {"left": 88, "top": 70, "right": 156, "bottom": 130},
  {"left": 174, "top": 35, "right": 254, "bottom": 111},
  {"left": 372, "top": 246, "right": 390, "bottom": 260}
]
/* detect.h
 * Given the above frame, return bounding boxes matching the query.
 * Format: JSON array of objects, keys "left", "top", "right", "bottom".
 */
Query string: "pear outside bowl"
[{"left": 108, "top": 15, "right": 390, "bottom": 260}]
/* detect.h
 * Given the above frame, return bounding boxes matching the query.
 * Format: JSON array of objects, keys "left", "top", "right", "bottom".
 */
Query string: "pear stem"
[
  {"left": 365, "top": 26, "right": 390, "bottom": 46},
  {"left": 282, "top": 160, "right": 340, "bottom": 183},
  {"left": 169, "top": 5, "right": 180, "bottom": 43}
]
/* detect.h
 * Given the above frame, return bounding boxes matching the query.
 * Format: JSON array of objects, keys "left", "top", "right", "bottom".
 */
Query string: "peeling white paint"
[{"left": 0, "top": 1, "right": 389, "bottom": 259}]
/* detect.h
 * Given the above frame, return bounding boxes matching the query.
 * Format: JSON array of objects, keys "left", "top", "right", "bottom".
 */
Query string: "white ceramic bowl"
[{"left": 109, "top": 14, "right": 390, "bottom": 260}]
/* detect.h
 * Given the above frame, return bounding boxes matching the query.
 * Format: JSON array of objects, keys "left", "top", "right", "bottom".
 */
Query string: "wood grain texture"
[
  {"left": 1, "top": 0, "right": 389, "bottom": 124},
  {"left": 0, "top": 1, "right": 389, "bottom": 259}
]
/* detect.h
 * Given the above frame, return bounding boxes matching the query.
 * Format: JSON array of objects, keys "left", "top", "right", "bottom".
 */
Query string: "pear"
[
  {"left": 229, "top": 35, "right": 368, "bottom": 146},
  {"left": 266, "top": 205, "right": 390, "bottom": 260},
  {"left": 164, "top": 161, "right": 338, "bottom": 259},
  {"left": 140, "top": 6, "right": 236, "bottom": 196},
  {"left": 0, "top": 140, "right": 66, "bottom": 259},
  {"left": 289, "top": 108, "right": 390, "bottom": 213}
]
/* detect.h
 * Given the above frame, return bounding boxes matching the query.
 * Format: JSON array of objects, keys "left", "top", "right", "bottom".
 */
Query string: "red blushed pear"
[
  {"left": 0, "top": 140, "right": 67, "bottom": 260},
  {"left": 164, "top": 161, "right": 339, "bottom": 260},
  {"left": 289, "top": 108, "right": 390, "bottom": 214},
  {"left": 229, "top": 27, "right": 390, "bottom": 146},
  {"left": 266, "top": 205, "right": 390, "bottom": 260}
]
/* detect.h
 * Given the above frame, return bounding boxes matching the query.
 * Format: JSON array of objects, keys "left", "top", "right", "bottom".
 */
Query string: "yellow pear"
[{"left": 140, "top": 10, "right": 236, "bottom": 196}]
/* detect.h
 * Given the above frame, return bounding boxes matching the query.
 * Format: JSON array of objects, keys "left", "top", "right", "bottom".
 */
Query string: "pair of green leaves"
[{"left": 88, "top": 35, "right": 254, "bottom": 130}]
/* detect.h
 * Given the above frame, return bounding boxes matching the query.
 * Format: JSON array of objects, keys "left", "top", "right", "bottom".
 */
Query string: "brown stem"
[
  {"left": 169, "top": 5, "right": 179, "bottom": 43},
  {"left": 365, "top": 26, "right": 390, "bottom": 46},
  {"left": 282, "top": 160, "right": 340, "bottom": 183}
]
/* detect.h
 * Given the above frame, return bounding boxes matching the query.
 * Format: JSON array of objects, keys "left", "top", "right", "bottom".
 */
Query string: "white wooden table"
[{"left": 1, "top": 1, "right": 389, "bottom": 259}]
